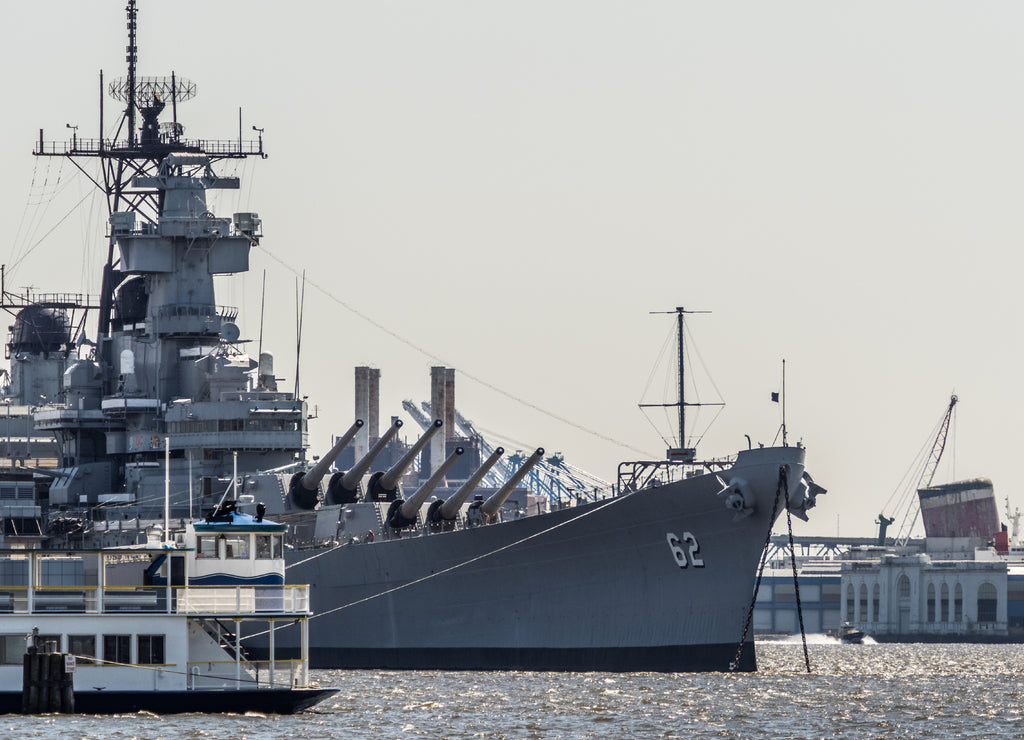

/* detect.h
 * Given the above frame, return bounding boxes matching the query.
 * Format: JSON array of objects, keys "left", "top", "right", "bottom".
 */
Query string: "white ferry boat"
[{"left": 0, "top": 508, "right": 337, "bottom": 714}]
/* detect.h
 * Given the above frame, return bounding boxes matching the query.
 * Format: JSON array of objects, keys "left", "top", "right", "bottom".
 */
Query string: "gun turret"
[
  {"left": 326, "top": 418, "right": 403, "bottom": 505},
  {"left": 479, "top": 447, "right": 545, "bottom": 520},
  {"left": 430, "top": 446, "right": 505, "bottom": 526},
  {"left": 366, "top": 419, "right": 443, "bottom": 502},
  {"left": 386, "top": 446, "right": 464, "bottom": 530},
  {"left": 287, "top": 419, "right": 364, "bottom": 510}
]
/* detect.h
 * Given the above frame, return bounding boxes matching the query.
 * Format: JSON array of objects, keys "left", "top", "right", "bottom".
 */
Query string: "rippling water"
[{"left": 5, "top": 641, "right": 1023, "bottom": 738}]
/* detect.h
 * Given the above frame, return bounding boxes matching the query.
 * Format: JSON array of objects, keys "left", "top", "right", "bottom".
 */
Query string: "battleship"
[{"left": 1, "top": 1, "right": 825, "bottom": 672}]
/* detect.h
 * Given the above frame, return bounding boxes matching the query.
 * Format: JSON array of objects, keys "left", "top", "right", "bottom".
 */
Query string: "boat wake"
[{"left": 760, "top": 633, "right": 878, "bottom": 645}]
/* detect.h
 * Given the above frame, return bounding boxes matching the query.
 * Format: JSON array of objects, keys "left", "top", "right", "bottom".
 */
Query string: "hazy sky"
[{"left": 3, "top": 1, "right": 1022, "bottom": 539}]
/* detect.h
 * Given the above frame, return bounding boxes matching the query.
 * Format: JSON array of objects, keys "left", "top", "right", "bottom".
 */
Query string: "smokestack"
[
  {"left": 430, "top": 366, "right": 446, "bottom": 476},
  {"left": 444, "top": 368, "right": 455, "bottom": 440},
  {"left": 354, "top": 366, "right": 374, "bottom": 460}
]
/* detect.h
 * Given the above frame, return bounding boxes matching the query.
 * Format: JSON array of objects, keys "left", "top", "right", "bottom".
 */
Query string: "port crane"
[
  {"left": 883, "top": 394, "right": 958, "bottom": 547},
  {"left": 401, "top": 400, "right": 610, "bottom": 507}
]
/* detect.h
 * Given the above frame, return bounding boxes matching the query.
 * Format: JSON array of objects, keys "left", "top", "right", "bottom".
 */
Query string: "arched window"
[
  {"left": 927, "top": 583, "right": 936, "bottom": 623},
  {"left": 872, "top": 584, "right": 880, "bottom": 622},
  {"left": 898, "top": 575, "right": 911, "bottom": 599},
  {"left": 940, "top": 583, "right": 949, "bottom": 623},
  {"left": 859, "top": 584, "right": 868, "bottom": 622},
  {"left": 846, "top": 584, "right": 856, "bottom": 621},
  {"left": 954, "top": 583, "right": 963, "bottom": 622},
  {"left": 978, "top": 583, "right": 998, "bottom": 623}
]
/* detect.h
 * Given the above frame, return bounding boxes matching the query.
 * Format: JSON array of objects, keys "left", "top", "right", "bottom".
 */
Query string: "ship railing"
[
  {"left": 615, "top": 458, "right": 733, "bottom": 495},
  {"left": 155, "top": 303, "right": 239, "bottom": 322},
  {"left": 0, "top": 584, "right": 309, "bottom": 615},
  {"left": 34, "top": 137, "right": 264, "bottom": 158},
  {"left": 0, "top": 290, "right": 99, "bottom": 309}
]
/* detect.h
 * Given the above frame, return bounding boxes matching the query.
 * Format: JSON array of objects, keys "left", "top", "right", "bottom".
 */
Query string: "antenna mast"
[
  {"left": 640, "top": 307, "right": 720, "bottom": 463},
  {"left": 32, "top": 0, "right": 265, "bottom": 385},
  {"left": 126, "top": 0, "right": 138, "bottom": 148}
]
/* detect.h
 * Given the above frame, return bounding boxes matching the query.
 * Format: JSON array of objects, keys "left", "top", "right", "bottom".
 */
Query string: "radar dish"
[
  {"left": 109, "top": 76, "right": 197, "bottom": 105},
  {"left": 220, "top": 322, "right": 240, "bottom": 343}
]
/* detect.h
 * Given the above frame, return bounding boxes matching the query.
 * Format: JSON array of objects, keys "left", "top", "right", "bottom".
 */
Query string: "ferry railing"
[
  {"left": 0, "top": 584, "right": 308, "bottom": 615},
  {"left": 186, "top": 658, "right": 303, "bottom": 691},
  {"left": 174, "top": 585, "right": 309, "bottom": 615}
]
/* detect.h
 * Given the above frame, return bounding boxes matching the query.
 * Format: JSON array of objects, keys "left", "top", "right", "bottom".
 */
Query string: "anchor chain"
[
  {"left": 784, "top": 476, "right": 812, "bottom": 673},
  {"left": 729, "top": 465, "right": 786, "bottom": 671}
]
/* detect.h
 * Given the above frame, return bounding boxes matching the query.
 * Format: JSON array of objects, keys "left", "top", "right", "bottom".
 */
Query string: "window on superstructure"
[
  {"left": 897, "top": 575, "right": 911, "bottom": 599},
  {"left": 137, "top": 634, "right": 165, "bottom": 664},
  {"left": 872, "top": 584, "right": 880, "bottom": 622},
  {"left": 926, "top": 583, "right": 936, "bottom": 622},
  {"left": 224, "top": 535, "right": 250, "bottom": 559},
  {"left": 196, "top": 535, "right": 219, "bottom": 559},
  {"left": 845, "top": 584, "right": 854, "bottom": 621},
  {"left": 69, "top": 635, "right": 96, "bottom": 664},
  {"left": 954, "top": 583, "right": 963, "bottom": 621},
  {"left": 256, "top": 534, "right": 283, "bottom": 559},
  {"left": 0, "top": 635, "right": 27, "bottom": 664},
  {"left": 103, "top": 634, "right": 131, "bottom": 665}
]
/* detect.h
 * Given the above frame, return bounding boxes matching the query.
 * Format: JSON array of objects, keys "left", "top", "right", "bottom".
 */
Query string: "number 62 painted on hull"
[{"left": 666, "top": 532, "right": 704, "bottom": 569}]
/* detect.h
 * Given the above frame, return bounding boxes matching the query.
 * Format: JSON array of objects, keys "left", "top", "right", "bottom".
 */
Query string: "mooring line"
[{"left": 730, "top": 466, "right": 786, "bottom": 672}]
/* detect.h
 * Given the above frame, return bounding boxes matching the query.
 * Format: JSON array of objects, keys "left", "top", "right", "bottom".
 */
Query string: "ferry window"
[
  {"left": 103, "top": 634, "right": 131, "bottom": 665},
  {"left": 197, "top": 536, "right": 219, "bottom": 559},
  {"left": 256, "top": 534, "right": 282, "bottom": 559},
  {"left": 224, "top": 535, "right": 250, "bottom": 559},
  {"left": 0, "top": 635, "right": 27, "bottom": 664},
  {"left": 137, "top": 634, "right": 165, "bottom": 665},
  {"left": 69, "top": 635, "right": 96, "bottom": 664}
]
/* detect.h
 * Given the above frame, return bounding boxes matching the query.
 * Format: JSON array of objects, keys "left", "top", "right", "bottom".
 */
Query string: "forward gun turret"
[
  {"left": 366, "top": 419, "right": 443, "bottom": 502},
  {"left": 287, "top": 419, "right": 363, "bottom": 510},
  {"left": 427, "top": 446, "right": 505, "bottom": 530},
  {"left": 476, "top": 447, "right": 545, "bottom": 522},
  {"left": 326, "top": 418, "right": 403, "bottom": 504},
  {"left": 386, "top": 445, "right": 464, "bottom": 530}
]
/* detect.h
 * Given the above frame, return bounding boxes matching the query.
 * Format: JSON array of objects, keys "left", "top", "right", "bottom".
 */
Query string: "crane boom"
[{"left": 893, "top": 394, "right": 958, "bottom": 547}]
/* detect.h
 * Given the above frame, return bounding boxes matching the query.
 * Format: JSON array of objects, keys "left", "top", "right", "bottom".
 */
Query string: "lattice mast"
[{"left": 32, "top": 0, "right": 264, "bottom": 344}]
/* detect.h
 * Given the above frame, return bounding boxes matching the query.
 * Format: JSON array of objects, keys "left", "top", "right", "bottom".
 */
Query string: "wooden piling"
[{"left": 22, "top": 653, "right": 74, "bottom": 713}]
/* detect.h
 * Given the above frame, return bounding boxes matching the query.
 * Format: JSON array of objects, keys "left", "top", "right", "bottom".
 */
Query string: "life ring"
[{"left": 363, "top": 531, "right": 375, "bottom": 543}]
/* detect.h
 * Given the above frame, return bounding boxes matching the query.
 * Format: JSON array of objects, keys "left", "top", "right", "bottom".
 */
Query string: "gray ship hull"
[{"left": 264, "top": 446, "right": 807, "bottom": 672}]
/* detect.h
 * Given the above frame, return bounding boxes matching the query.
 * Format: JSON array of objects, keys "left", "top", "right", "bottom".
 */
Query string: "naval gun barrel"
[
  {"left": 388, "top": 446, "right": 465, "bottom": 529},
  {"left": 288, "top": 419, "right": 364, "bottom": 509},
  {"left": 302, "top": 420, "right": 364, "bottom": 490},
  {"left": 437, "top": 446, "right": 505, "bottom": 521},
  {"left": 480, "top": 447, "right": 545, "bottom": 518},
  {"left": 327, "top": 418, "right": 403, "bottom": 504},
  {"left": 367, "top": 419, "right": 443, "bottom": 501}
]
